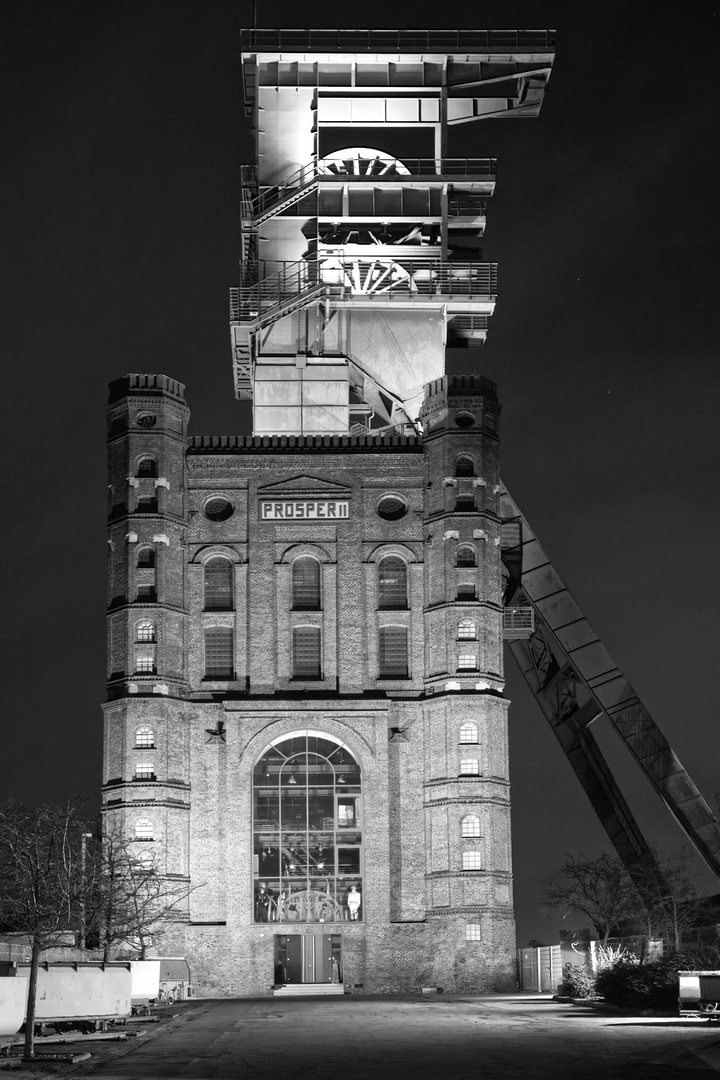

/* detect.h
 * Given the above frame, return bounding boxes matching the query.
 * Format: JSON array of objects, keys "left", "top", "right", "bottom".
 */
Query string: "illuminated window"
[
  {"left": 134, "top": 762, "right": 156, "bottom": 781},
  {"left": 457, "top": 646, "right": 478, "bottom": 670},
  {"left": 134, "top": 727, "right": 155, "bottom": 749},
  {"left": 456, "top": 546, "right": 476, "bottom": 567},
  {"left": 134, "top": 654, "right": 155, "bottom": 674},
  {"left": 136, "top": 621, "right": 156, "bottom": 642},
  {"left": 459, "top": 758, "right": 479, "bottom": 776},
  {"left": 378, "top": 626, "right": 408, "bottom": 678},
  {"left": 292, "top": 557, "right": 321, "bottom": 610},
  {"left": 204, "top": 627, "right": 234, "bottom": 679},
  {"left": 253, "top": 732, "right": 363, "bottom": 924},
  {"left": 461, "top": 814, "right": 481, "bottom": 838},
  {"left": 465, "top": 923, "right": 482, "bottom": 941},
  {"left": 459, "top": 722, "right": 478, "bottom": 744},
  {"left": 204, "top": 558, "right": 234, "bottom": 611},
  {"left": 378, "top": 556, "right": 407, "bottom": 609},
  {"left": 292, "top": 627, "right": 322, "bottom": 679},
  {"left": 455, "top": 456, "right": 475, "bottom": 477},
  {"left": 457, "top": 620, "right": 476, "bottom": 640},
  {"left": 462, "top": 851, "right": 482, "bottom": 870},
  {"left": 134, "top": 818, "right": 154, "bottom": 840}
]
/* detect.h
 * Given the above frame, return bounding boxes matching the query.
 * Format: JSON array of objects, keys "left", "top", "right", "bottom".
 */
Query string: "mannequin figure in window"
[
  {"left": 255, "top": 883, "right": 270, "bottom": 922},
  {"left": 346, "top": 885, "right": 361, "bottom": 920}
]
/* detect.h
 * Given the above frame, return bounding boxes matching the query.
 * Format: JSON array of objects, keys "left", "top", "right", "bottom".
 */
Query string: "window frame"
[
  {"left": 459, "top": 722, "right": 479, "bottom": 744},
  {"left": 134, "top": 727, "right": 155, "bottom": 749},
  {"left": 204, "top": 626, "right": 235, "bottom": 680},
  {"left": 459, "top": 757, "right": 480, "bottom": 776},
  {"left": 292, "top": 625, "right": 323, "bottom": 680},
  {"left": 291, "top": 556, "right": 322, "bottom": 611},
  {"left": 377, "top": 555, "right": 408, "bottom": 610},
  {"left": 378, "top": 625, "right": 409, "bottom": 679},
  {"left": 204, "top": 556, "right": 235, "bottom": 612},
  {"left": 462, "top": 850, "right": 482, "bottom": 871},
  {"left": 461, "top": 814, "right": 481, "bottom": 838},
  {"left": 133, "top": 762, "right": 156, "bottom": 782}
]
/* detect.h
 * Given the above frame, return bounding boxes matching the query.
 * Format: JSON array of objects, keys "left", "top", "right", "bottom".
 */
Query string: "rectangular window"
[
  {"left": 136, "top": 585, "right": 157, "bottom": 603},
  {"left": 204, "top": 627, "right": 234, "bottom": 680},
  {"left": 292, "top": 626, "right": 322, "bottom": 679},
  {"left": 465, "top": 922, "right": 482, "bottom": 941},
  {"left": 378, "top": 626, "right": 408, "bottom": 678},
  {"left": 456, "top": 585, "right": 476, "bottom": 601},
  {"left": 457, "top": 647, "right": 478, "bottom": 670},
  {"left": 134, "top": 762, "right": 156, "bottom": 781},
  {"left": 462, "top": 851, "right": 482, "bottom": 870},
  {"left": 459, "top": 758, "right": 480, "bottom": 775},
  {"left": 455, "top": 496, "right": 475, "bottom": 513},
  {"left": 134, "top": 655, "right": 156, "bottom": 674}
]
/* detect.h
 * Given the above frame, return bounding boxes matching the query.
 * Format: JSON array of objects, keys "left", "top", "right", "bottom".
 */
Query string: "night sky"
[{"left": 4, "top": 1, "right": 719, "bottom": 946}]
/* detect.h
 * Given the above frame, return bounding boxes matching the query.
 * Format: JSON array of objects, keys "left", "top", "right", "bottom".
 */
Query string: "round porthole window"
[
  {"left": 455, "top": 412, "right": 476, "bottom": 429},
  {"left": 203, "top": 497, "right": 234, "bottom": 522},
  {"left": 377, "top": 495, "right": 408, "bottom": 521}
]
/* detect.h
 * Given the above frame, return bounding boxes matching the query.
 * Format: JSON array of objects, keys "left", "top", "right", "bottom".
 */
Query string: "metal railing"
[
  {"left": 230, "top": 258, "right": 497, "bottom": 325},
  {"left": 245, "top": 158, "right": 496, "bottom": 221},
  {"left": 241, "top": 29, "right": 556, "bottom": 54}
]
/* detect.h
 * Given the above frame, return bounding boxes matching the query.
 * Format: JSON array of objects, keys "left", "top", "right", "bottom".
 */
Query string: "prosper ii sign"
[{"left": 260, "top": 500, "right": 350, "bottom": 521}]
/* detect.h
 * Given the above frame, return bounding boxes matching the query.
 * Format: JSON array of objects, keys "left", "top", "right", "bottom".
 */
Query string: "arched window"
[
  {"left": 204, "top": 627, "right": 234, "bottom": 679},
  {"left": 204, "top": 557, "right": 234, "bottom": 611},
  {"left": 461, "top": 814, "right": 481, "bottom": 838},
  {"left": 134, "top": 818, "right": 154, "bottom": 840},
  {"left": 459, "top": 722, "right": 478, "bottom": 744},
  {"left": 292, "top": 626, "right": 322, "bottom": 679},
  {"left": 136, "top": 546, "right": 156, "bottom": 569},
  {"left": 378, "top": 626, "right": 408, "bottom": 678},
  {"left": 377, "top": 556, "right": 407, "bottom": 609},
  {"left": 253, "top": 731, "right": 363, "bottom": 924},
  {"left": 455, "top": 455, "right": 475, "bottom": 477},
  {"left": 135, "top": 620, "right": 156, "bottom": 642},
  {"left": 456, "top": 545, "right": 476, "bottom": 567},
  {"left": 136, "top": 457, "right": 157, "bottom": 478},
  {"left": 134, "top": 727, "right": 155, "bottom": 748},
  {"left": 457, "top": 619, "right": 476, "bottom": 640},
  {"left": 292, "top": 557, "right": 321, "bottom": 610}
]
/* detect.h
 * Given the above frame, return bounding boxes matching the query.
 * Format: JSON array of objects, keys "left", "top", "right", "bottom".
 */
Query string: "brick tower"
[{"left": 102, "top": 29, "right": 555, "bottom": 995}]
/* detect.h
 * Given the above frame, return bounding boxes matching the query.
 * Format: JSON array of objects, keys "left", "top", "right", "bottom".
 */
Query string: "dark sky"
[{"left": 3, "top": 1, "right": 719, "bottom": 946}]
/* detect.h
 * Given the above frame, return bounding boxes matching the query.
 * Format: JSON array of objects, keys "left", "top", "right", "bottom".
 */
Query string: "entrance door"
[{"left": 275, "top": 933, "right": 341, "bottom": 984}]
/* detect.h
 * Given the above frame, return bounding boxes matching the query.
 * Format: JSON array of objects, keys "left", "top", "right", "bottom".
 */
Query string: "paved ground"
[{"left": 57, "top": 994, "right": 720, "bottom": 1079}]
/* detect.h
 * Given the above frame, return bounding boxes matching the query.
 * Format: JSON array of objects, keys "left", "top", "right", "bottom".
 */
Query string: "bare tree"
[
  {"left": 539, "top": 853, "right": 639, "bottom": 947},
  {"left": 0, "top": 799, "right": 91, "bottom": 1057},
  {"left": 631, "top": 851, "right": 707, "bottom": 951},
  {"left": 87, "top": 825, "right": 197, "bottom": 962}
]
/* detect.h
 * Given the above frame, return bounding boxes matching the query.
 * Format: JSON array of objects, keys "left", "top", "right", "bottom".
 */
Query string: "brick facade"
[{"left": 102, "top": 372, "right": 516, "bottom": 995}]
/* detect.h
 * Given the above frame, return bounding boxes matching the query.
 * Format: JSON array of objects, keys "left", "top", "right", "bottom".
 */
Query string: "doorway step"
[{"left": 273, "top": 984, "right": 345, "bottom": 997}]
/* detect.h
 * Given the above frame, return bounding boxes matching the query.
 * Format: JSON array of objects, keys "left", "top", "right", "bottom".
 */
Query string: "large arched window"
[
  {"left": 253, "top": 732, "right": 363, "bottom": 924},
  {"left": 291, "top": 557, "right": 321, "bottom": 610},
  {"left": 377, "top": 556, "right": 407, "bottom": 609},
  {"left": 455, "top": 455, "right": 475, "bottom": 477},
  {"left": 204, "top": 557, "right": 234, "bottom": 611}
]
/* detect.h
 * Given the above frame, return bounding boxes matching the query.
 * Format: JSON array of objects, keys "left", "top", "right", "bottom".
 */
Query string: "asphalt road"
[{"left": 71, "top": 994, "right": 720, "bottom": 1079}]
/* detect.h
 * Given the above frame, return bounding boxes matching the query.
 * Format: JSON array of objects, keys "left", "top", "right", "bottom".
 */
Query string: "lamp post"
[{"left": 79, "top": 832, "right": 93, "bottom": 951}]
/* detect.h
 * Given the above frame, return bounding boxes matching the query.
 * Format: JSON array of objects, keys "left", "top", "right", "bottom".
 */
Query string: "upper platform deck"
[{"left": 240, "top": 28, "right": 556, "bottom": 55}]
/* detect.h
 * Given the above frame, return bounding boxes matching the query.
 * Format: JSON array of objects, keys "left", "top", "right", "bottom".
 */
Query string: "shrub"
[
  {"left": 595, "top": 955, "right": 681, "bottom": 1012},
  {"left": 559, "top": 962, "right": 595, "bottom": 998}
]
